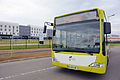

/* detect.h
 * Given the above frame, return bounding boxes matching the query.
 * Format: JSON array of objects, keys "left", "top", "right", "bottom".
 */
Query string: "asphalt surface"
[{"left": 0, "top": 46, "right": 120, "bottom": 80}]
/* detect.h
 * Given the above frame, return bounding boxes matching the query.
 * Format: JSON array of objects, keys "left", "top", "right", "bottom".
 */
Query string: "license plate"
[{"left": 67, "top": 65, "right": 78, "bottom": 70}]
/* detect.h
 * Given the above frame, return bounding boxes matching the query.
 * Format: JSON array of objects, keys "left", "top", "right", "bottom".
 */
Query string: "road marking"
[{"left": 0, "top": 66, "right": 56, "bottom": 80}]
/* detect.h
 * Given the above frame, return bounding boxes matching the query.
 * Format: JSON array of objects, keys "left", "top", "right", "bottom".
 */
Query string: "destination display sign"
[{"left": 55, "top": 10, "right": 99, "bottom": 25}]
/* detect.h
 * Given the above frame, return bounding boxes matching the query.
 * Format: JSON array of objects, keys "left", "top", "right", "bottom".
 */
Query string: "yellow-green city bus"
[{"left": 51, "top": 8, "right": 111, "bottom": 74}]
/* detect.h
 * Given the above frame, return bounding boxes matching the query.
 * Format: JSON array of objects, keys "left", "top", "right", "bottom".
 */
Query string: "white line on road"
[{"left": 0, "top": 66, "right": 56, "bottom": 80}]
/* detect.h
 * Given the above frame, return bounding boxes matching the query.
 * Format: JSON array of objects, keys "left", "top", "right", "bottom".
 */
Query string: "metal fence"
[{"left": 0, "top": 38, "right": 51, "bottom": 50}]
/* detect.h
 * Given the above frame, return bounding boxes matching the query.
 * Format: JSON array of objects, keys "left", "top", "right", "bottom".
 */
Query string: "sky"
[{"left": 0, "top": 0, "right": 119, "bottom": 34}]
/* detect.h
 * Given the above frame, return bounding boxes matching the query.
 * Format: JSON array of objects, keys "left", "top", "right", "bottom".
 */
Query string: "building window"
[
  {"left": 5, "top": 25, "right": 7, "bottom": 27},
  {"left": 9, "top": 26, "right": 11, "bottom": 28},
  {"left": 5, "top": 29, "right": 7, "bottom": 31},
  {"left": 9, "top": 29, "right": 11, "bottom": 31},
  {"left": 13, "top": 26, "right": 14, "bottom": 29},
  {"left": 13, "top": 26, "right": 15, "bottom": 33},
  {"left": 0, "top": 25, "right": 2, "bottom": 27}
]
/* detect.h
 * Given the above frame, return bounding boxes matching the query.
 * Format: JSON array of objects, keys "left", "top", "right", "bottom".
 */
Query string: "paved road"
[{"left": 0, "top": 46, "right": 120, "bottom": 80}]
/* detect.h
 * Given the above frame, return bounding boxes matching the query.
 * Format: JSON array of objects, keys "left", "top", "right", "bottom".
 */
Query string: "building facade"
[
  {"left": 0, "top": 21, "right": 19, "bottom": 36},
  {"left": 0, "top": 21, "right": 53, "bottom": 39},
  {"left": 30, "top": 25, "right": 44, "bottom": 39},
  {"left": 19, "top": 25, "right": 31, "bottom": 38}
]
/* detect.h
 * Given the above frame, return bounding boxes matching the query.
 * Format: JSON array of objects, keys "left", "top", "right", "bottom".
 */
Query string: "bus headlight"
[{"left": 89, "top": 63, "right": 104, "bottom": 68}]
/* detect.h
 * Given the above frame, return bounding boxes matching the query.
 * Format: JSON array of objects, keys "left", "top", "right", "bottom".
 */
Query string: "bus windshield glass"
[{"left": 53, "top": 20, "right": 100, "bottom": 53}]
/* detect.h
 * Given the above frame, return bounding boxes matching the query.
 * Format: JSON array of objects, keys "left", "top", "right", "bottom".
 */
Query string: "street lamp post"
[
  {"left": 108, "top": 14, "right": 115, "bottom": 22},
  {"left": 106, "top": 14, "right": 115, "bottom": 44}
]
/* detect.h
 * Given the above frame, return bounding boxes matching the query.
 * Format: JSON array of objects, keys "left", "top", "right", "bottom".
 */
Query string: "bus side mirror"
[
  {"left": 53, "top": 30, "right": 56, "bottom": 36},
  {"left": 53, "top": 27, "right": 56, "bottom": 36},
  {"left": 43, "top": 25, "right": 47, "bottom": 33},
  {"left": 51, "top": 23, "right": 53, "bottom": 26},
  {"left": 43, "top": 22, "right": 53, "bottom": 33},
  {"left": 104, "top": 22, "right": 111, "bottom": 34}
]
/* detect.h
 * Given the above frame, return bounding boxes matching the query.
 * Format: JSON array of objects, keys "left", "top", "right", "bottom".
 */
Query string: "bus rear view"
[{"left": 51, "top": 8, "right": 111, "bottom": 74}]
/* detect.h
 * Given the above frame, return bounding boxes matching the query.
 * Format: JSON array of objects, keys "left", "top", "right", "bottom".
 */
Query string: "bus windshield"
[{"left": 53, "top": 20, "right": 100, "bottom": 53}]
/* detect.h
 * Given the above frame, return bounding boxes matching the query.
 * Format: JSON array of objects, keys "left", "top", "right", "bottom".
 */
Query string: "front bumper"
[{"left": 52, "top": 61, "right": 106, "bottom": 74}]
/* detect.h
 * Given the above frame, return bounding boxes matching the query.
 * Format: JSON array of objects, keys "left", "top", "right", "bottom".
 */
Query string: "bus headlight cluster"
[{"left": 89, "top": 63, "right": 104, "bottom": 68}]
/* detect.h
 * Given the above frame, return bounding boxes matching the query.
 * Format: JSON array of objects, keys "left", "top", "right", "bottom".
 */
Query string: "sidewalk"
[
  {"left": 0, "top": 48, "right": 51, "bottom": 62},
  {"left": 0, "top": 48, "right": 51, "bottom": 53}
]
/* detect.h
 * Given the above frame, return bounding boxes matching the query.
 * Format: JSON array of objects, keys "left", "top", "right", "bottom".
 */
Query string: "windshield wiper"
[
  {"left": 53, "top": 48, "right": 93, "bottom": 55},
  {"left": 80, "top": 50, "right": 93, "bottom": 56},
  {"left": 55, "top": 50, "right": 62, "bottom": 53},
  {"left": 74, "top": 48, "right": 93, "bottom": 56},
  {"left": 54, "top": 49, "right": 66, "bottom": 53}
]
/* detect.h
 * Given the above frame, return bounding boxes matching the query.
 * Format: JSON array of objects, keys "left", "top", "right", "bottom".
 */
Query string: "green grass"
[
  {"left": 0, "top": 39, "right": 51, "bottom": 50},
  {"left": 110, "top": 43, "right": 120, "bottom": 45},
  {"left": 108, "top": 41, "right": 120, "bottom": 45},
  {"left": 108, "top": 41, "right": 120, "bottom": 43},
  {"left": 0, "top": 45, "right": 51, "bottom": 50},
  {"left": 0, "top": 39, "right": 50, "bottom": 45}
]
